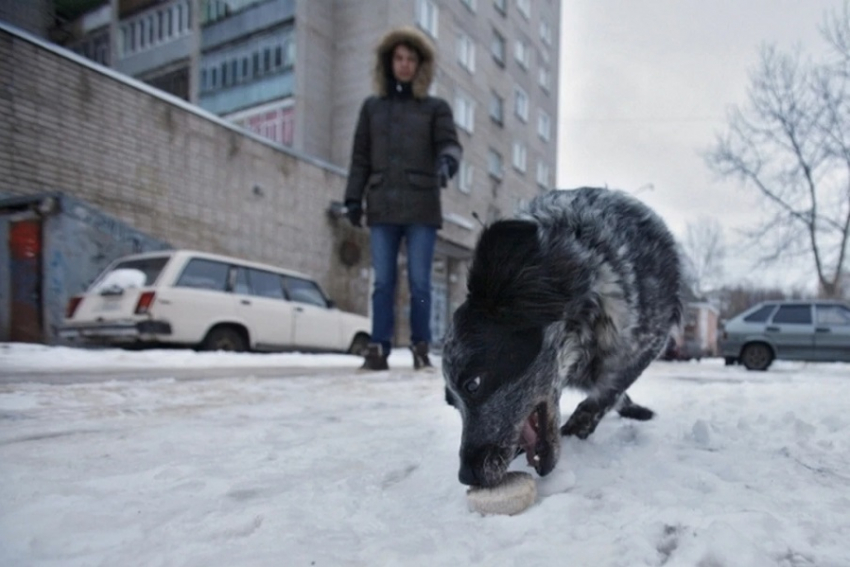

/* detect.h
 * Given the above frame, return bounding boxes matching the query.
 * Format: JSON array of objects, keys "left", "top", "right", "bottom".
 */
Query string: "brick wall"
[{"left": 0, "top": 25, "right": 372, "bottom": 316}]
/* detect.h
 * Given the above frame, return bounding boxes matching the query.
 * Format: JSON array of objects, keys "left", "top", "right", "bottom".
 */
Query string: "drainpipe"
[
  {"left": 188, "top": 0, "right": 201, "bottom": 105},
  {"left": 109, "top": 0, "right": 119, "bottom": 68}
]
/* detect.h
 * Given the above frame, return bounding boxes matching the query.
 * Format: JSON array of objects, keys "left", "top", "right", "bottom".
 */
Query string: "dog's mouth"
[{"left": 518, "top": 402, "right": 557, "bottom": 476}]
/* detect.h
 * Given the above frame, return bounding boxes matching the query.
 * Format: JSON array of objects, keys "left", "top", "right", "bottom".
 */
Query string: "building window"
[
  {"left": 494, "top": 0, "right": 506, "bottom": 15},
  {"left": 457, "top": 33, "right": 476, "bottom": 73},
  {"left": 119, "top": 0, "right": 192, "bottom": 58},
  {"left": 539, "top": 19, "right": 553, "bottom": 46},
  {"left": 538, "top": 66, "right": 551, "bottom": 92},
  {"left": 461, "top": 0, "right": 476, "bottom": 12},
  {"left": 202, "top": 0, "right": 271, "bottom": 25},
  {"left": 489, "top": 90, "right": 504, "bottom": 125},
  {"left": 147, "top": 67, "right": 190, "bottom": 100},
  {"left": 487, "top": 148, "right": 504, "bottom": 179},
  {"left": 454, "top": 92, "right": 475, "bottom": 133},
  {"left": 148, "top": 14, "right": 155, "bottom": 45},
  {"left": 537, "top": 110, "right": 551, "bottom": 141},
  {"left": 512, "top": 141, "right": 527, "bottom": 173},
  {"left": 202, "top": 0, "right": 267, "bottom": 25},
  {"left": 200, "top": 28, "right": 295, "bottom": 94},
  {"left": 458, "top": 162, "right": 474, "bottom": 194},
  {"left": 536, "top": 160, "right": 551, "bottom": 189},
  {"left": 417, "top": 0, "right": 439, "bottom": 38},
  {"left": 514, "top": 86, "right": 528, "bottom": 122},
  {"left": 232, "top": 103, "right": 296, "bottom": 147},
  {"left": 138, "top": 19, "right": 146, "bottom": 49},
  {"left": 517, "top": 0, "right": 530, "bottom": 19},
  {"left": 514, "top": 39, "right": 531, "bottom": 69},
  {"left": 74, "top": 31, "right": 111, "bottom": 66},
  {"left": 491, "top": 29, "right": 506, "bottom": 66}
]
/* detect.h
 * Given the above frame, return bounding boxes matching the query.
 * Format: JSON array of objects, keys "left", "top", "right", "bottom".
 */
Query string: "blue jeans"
[{"left": 369, "top": 224, "right": 437, "bottom": 354}]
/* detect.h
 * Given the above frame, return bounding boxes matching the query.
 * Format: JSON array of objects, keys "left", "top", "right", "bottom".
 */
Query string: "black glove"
[
  {"left": 345, "top": 200, "right": 362, "bottom": 227},
  {"left": 437, "top": 155, "right": 458, "bottom": 188}
]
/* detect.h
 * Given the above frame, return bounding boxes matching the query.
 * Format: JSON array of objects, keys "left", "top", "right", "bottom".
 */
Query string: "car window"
[
  {"left": 232, "top": 267, "right": 251, "bottom": 295},
  {"left": 771, "top": 304, "right": 812, "bottom": 324},
  {"left": 816, "top": 305, "right": 850, "bottom": 325},
  {"left": 744, "top": 304, "right": 777, "bottom": 323},
  {"left": 174, "top": 259, "right": 229, "bottom": 291},
  {"left": 105, "top": 257, "right": 169, "bottom": 286},
  {"left": 248, "top": 269, "right": 285, "bottom": 299},
  {"left": 283, "top": 276, "right": 328, "bottom": 308}
]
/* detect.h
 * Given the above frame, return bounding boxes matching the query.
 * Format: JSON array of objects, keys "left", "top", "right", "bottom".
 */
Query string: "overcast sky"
[{"left": 557, "top": 0, "right": 844, "bottom": 292}]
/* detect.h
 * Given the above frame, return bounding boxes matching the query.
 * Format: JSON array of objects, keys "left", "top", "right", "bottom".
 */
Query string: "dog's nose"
[{"left": 458, "top": 461, "right": 480, "bottom": 486}]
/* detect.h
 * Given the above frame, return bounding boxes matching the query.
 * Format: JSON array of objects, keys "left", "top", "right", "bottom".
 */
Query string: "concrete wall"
[{"left": 0, "top": 24, "right": 373, "bottom": 324}]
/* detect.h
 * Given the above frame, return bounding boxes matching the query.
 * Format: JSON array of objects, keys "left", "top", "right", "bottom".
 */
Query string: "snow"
[
  {"left": 90, "top": 268, "right": 147, "bottom": 293},
  {"left": 0, "top": 342, "right": 366, "bottom": 372},
  {"left": 1, "top": 343, "right": 849, "bottom": 566}
]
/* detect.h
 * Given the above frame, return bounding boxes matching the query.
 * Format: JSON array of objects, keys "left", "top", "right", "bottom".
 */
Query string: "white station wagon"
[{"left": 60, "top": 249, "right": 371, "bottom": 354}]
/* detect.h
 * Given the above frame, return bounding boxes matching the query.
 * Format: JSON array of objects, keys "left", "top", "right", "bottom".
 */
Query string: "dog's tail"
[{"left": 617, "top": 394, "right": 654, "bottom": 421}]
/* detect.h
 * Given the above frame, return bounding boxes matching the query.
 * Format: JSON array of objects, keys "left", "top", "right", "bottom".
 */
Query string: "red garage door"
[{"left": 9, "top": 219, "right": 43, "bottom": 343}]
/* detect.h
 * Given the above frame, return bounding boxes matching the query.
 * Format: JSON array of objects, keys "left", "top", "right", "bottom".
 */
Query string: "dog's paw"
[{"left": 560, "top": 406, "right": 602, "bottom": 439}]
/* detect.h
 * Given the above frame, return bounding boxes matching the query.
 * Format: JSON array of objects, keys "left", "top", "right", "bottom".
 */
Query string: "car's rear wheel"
[
  {"left": 201, "top": 326, "right": 248, "bottom": 352},
  {"left": 741, "top": 343, "right": 773, "bottom": 371},
  {"left": 348, "top": 332, "right": 370, "bottom": 356}
]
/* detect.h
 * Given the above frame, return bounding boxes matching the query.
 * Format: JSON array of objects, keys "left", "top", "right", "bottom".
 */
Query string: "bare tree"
[
  {"left": 681, "top": 217, "right": 727, "bottom": 297},
  {"left": 704, "top": 3, "right": 850, "bottom": 298}
]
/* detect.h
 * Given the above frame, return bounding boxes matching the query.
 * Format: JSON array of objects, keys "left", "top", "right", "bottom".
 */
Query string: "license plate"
[{"left": 99, "top": 299, "right": 123, "bottom": 312}]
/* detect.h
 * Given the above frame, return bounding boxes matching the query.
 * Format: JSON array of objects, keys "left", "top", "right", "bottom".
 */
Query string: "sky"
[
  {"left": 1, "top": 343, "right": 849, "bottom": 566},
  {"left": 557, "top": 0, "right": 844, "bottom": 292}
]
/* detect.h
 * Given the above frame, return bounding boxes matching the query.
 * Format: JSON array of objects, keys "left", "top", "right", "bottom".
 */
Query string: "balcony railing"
[{"left": 119, "top": 0, "right": 191, "bottom": 58}]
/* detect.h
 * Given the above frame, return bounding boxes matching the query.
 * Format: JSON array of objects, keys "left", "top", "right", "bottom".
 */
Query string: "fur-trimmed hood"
[{"left": 372, "top": 26, "right": 436, "bottom": 99}]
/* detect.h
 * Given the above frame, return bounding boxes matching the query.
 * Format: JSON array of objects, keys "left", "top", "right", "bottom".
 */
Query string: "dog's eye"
[{"left": 465, "top": 376, "right": 481, "bottom": 394}]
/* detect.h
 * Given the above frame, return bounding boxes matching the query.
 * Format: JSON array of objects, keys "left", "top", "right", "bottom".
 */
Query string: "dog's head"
[{"left": 442, "top": 219, "right": 590, "bottom": 487}]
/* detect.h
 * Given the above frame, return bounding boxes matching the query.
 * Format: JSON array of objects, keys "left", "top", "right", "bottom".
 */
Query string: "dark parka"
[{"left": 344, "top": 27, "right": 463, "bottom": 227}]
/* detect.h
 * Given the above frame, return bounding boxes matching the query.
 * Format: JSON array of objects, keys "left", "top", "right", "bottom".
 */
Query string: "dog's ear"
[{"left": 467, "top": 220, "right": 564, "bottom": 327}]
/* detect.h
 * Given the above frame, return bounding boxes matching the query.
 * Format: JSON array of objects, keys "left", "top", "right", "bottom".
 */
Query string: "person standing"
[{"left": 343, "top": 26, "right": 463, "bottom": 371}]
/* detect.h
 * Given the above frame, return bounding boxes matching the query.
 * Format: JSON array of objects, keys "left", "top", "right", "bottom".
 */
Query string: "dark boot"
[
  {"left": 359, "top": 343, "right": 389, "bottom": 371},
  {"left": 410, "top": 341, "right": 433, "bottom": 370}
]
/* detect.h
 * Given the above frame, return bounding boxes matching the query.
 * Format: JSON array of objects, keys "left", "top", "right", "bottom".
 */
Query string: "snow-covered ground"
[{"left": 1, "top": 343, "right": 848, "bottom": 566}]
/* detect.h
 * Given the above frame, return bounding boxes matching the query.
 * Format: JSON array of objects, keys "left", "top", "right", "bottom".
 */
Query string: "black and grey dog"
[{"left": 442, "top": 187, "right": 682, "bottom": 487}]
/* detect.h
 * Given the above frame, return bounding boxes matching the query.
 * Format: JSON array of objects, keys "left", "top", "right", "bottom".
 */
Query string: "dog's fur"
[{"left": 441, "top": 188, "right": 682, "bottom": 487}]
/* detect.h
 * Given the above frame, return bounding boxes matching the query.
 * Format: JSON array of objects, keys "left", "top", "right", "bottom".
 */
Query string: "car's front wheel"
[
  {"left": 201, "top": 326, "right": 248, "bottom": 352},
  {"left": 740, "top": 343, "right": 773, "bottom": 371}
]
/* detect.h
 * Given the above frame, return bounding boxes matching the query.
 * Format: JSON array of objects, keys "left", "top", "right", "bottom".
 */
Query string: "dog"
[{"left": 441, "top": 187, "right": 682, "bottom": 487}]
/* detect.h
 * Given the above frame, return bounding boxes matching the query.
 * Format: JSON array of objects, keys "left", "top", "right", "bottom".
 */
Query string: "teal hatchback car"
[{"left": 719, "top": 300, "right": 850, "bottom": 370}]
